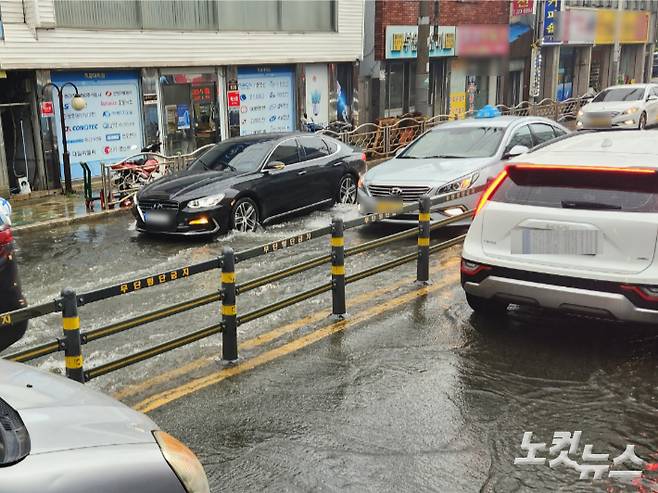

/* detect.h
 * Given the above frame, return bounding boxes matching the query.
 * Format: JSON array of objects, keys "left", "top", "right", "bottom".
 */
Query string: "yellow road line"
[
  {"left": 113, "top": 257, "right": 459, "bottom": 401},
  {"left": 133, "top": 270, "right": 460, "bottom": 413}
]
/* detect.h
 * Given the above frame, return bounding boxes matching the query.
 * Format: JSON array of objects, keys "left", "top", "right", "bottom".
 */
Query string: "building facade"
[
  {"left": 535, "top": 0, "right": 657, "bottom": 101},
  {"left": 0, "top": 0, "right": 364, "bottom": 196},
  {"left": 360, "top": 0, "right": 514, "bottom": 123}
]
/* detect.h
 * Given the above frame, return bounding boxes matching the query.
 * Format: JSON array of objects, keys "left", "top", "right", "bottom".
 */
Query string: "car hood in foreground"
[
  {"left": 365, "top": 156, "right": 494, "bottom": 186},
  {"left": 139, "top": 169, "right": 246, "bottom": 202},
  {"left": 0, "top": 360, "right": 157, "bottom": 454}
]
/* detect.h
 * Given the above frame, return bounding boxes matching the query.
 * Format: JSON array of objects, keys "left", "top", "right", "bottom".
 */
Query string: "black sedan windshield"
[
  {"left": 188, "top": 139, "right": 274, "bottom": 174},
  {"left": 400, "top": 126, "right": 504, "bottom": 159},
  {"left": 592, "top": 88, "right": 645, "bottom": 102}
]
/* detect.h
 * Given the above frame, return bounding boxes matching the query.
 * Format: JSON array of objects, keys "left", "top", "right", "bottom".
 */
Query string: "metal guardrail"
[
  {"left": 321, "top": 96, "right": 589, "bottom": 159},
  {"left": 1, "top": 186, "right": 484, "bottom": 381}
]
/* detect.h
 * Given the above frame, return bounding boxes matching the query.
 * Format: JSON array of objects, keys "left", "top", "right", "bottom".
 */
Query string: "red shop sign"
[{"left": 227, "top": 91, "right": 240, "bottom": 108}]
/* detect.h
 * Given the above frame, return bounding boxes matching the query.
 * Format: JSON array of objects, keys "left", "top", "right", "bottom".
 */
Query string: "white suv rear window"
[{"left": 491, "top": 166, "right": 658, "bottom": 213}]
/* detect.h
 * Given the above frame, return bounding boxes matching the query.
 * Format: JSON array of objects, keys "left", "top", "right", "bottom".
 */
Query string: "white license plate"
[
  {"left": 144, "top": 211, "right": 171, "bottom": 225},
  {"left": 511, "top": 228, "right": 598, "bottom": 255}
]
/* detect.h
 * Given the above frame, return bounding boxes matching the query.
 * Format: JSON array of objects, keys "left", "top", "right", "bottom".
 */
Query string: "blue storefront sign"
[
  {"left": 51, "top": 70, "right": 143, "bottom": 179},
  {"left": 542, "top": 0, "right": 562, "bottom": 45},
  {"left": 385, "top": 25, "right": 456, "bottom": 59}
]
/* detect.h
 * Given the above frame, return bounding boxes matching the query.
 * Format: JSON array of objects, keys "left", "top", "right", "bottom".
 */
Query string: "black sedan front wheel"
[
  {"left": 338, "top": 174, "right": 357, "bottom": 204},
  {"left": 231, "top": 197, "right": 259, "bottom": 233}
]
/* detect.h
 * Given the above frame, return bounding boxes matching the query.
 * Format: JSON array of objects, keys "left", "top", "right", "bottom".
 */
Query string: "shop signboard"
[
  {"left": 542, "top": 0, "right": 561, "bottom": 45},
  {"left": 227, "top": 91, "right": 240, "bottom": 107},
  {"left": 456, "top": 25, "right": 509, "bottom": 57},
  {"left": 557, "top": 8, "right": 596, "bottom": 45},
  {"left": 449, "top": 92, "right": 466, "bottom": 119},
  {"left": 512, "top": 0, "right": 534, "bottom": 17},
  {"left": 40, "top": 101, "right": 54, "bottom": 117},
  {"left": 592, "top": 9, "right": 649, "bottom": 45},
  {"left": 304, "top": 64, "right": 329, "bottom": 128},
  {"left": 385, "top": 25, "right": 456, "bottom": 59},
  {"left": 237, "top": 66, "right": 296, "bottom": 136},
  {"left": 52, "top": 70, "right": 143, "bottom": 179}
]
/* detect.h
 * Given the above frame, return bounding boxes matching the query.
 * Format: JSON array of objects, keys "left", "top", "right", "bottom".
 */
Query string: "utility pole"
[
  {"left": 612, "top": 0, "right": 623, "bottom": 85},
  {"left": 415, "top": 0, "right": 431, "bottom": 116}
]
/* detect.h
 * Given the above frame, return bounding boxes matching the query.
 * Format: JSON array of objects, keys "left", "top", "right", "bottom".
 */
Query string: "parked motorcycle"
[{"left": 110, "top": 141, "right": 167, "bottom": 194}]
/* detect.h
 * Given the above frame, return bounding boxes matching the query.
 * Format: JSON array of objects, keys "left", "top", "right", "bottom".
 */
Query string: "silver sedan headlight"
[
  {"left": 437, "top": 172, "right": 479, "bottom": 195},
  {"left": 187, "top": 193, "right": 225, "bottom": 209}
]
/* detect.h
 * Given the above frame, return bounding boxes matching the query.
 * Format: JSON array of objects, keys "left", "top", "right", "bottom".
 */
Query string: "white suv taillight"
[{"left": 474, "top": 169, "right": 508, "bottom": 216}]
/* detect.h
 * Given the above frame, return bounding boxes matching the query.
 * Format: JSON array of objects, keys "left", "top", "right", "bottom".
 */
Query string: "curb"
[{"left": 13, "top": 207, "right": 131, "bottom": 234}]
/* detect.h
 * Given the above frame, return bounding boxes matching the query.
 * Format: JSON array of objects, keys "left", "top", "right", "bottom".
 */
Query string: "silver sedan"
[
  {"left": 0, "top": 359, "right": 209, "bottom": 493},
  {"left": 357, "top": 116, "right": 569, "bottom": 224}
]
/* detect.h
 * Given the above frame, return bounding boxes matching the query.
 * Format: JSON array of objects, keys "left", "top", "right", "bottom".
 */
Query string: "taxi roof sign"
[{"left": 475, "top": 105, "right": 502, "bottom": 119}]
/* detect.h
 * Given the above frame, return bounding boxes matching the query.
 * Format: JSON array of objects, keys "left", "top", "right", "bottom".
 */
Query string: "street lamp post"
[{"left": 42, "top": 82, "right": 86, "bottom": 194}]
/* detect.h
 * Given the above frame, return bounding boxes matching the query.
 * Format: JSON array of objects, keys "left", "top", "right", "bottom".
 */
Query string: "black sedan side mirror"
[{"left": 264, "top": 161, "right": 285, "bottom": 172}]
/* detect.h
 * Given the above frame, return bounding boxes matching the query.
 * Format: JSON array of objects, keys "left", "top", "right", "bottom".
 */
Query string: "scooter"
[{"left": 110, "top": 141, "right": 166, "bottom": 193}]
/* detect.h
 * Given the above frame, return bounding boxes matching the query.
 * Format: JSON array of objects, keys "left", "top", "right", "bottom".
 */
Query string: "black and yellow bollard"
[
  {"left": 61, "top": 288, "right": 84, "bottom": 383},
  {"left": 331, "top": 217, "right": 346, "bottom": 318},
  {"left": 221, "top": 247, "right": 238, "bottom": 362},
  {"left": 416, "top": 196, "right": 431, "bottom": 284}
]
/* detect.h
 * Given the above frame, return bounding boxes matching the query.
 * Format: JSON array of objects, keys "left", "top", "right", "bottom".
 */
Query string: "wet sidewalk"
[{"left": 7, "top": 191, "right": 129, "bottom": 232}]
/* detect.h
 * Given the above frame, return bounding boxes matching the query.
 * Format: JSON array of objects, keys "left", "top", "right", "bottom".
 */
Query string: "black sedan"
[
  {"left": 0, "top": 210, "right": 27, "bottom": 351},
  {"left": 134, "top": 133, "right": 366, "bottom": 235}
]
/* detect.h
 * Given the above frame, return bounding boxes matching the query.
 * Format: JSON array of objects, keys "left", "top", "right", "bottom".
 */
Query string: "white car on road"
[
  {"left": 461, "top": 130, "right": 658, "bottom": 324},
  {"left": 576, "top": 83, "right": 658, "bottom": 130}
]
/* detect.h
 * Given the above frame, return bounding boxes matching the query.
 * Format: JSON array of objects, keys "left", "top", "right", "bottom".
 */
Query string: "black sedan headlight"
[{"left": 187, "top": 193, "right": 225, "bottom": 209}]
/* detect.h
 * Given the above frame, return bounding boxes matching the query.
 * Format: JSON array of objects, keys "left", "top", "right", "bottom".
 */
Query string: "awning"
[{"left": 509, "top": 23, "right": 532, "bottom": 44}]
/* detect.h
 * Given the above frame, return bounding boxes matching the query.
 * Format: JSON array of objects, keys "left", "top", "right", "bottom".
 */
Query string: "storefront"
[
  {"left": 159, "top": 69, "right": 220, "bottom": 154},
  {"left": 450, "top": 25, "right": 508, "bottom": 117},
  {"left": 50, "top": 70, "right": 144, "bottom": 180},
  {"left": 383, "top": 25, "right": 456, "bottom": 117}
]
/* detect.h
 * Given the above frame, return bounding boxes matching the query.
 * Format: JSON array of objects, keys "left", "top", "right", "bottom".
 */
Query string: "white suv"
[{"left": 461, "top": 130, "right": 658, "bottom": 324}]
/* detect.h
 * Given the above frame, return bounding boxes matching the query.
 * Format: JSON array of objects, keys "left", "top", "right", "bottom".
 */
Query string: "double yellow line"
[{"left": 126, "top": 257, "right": 461, "bottom": 414}]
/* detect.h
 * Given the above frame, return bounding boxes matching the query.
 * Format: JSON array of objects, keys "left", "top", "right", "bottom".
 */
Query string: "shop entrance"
[
  {"left": 0, "top": 73, "right": 41, "bottom": 195},
  {"left": 160, "top": 71, "right": 220, "bottom": 155}
]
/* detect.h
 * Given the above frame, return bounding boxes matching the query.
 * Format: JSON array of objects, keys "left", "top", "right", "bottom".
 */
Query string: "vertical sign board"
[
  {"left": 51, "top": 71, "right": 143, "bottom": 179},
  {"left": 304, "top": 64, "right": 329, "bottom": 128},
  {"left": 237, "top": 66, "right": 296, "bottom": 136},
  {"left": 542, "top": 0, "right": 562, "bottom": 44}
]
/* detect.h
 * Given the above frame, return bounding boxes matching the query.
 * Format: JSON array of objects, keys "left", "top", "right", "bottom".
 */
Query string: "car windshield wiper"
[
  {"left": 561, "top": 200, "right": 622, "bottom": 210},
  {"left": 422, "top": 155, "right": 467, "bottom": 159},
  {"left": 221, "top": 162, "right": 238, "bottom": 172},
  {"left": 396, "top": 155, "right": 417, "bottom": 159}
]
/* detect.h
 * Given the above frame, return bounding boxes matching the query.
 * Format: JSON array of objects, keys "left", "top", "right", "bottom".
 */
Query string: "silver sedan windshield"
[{"left": 399, "top": 126, "right": 505, "bottom": 159}]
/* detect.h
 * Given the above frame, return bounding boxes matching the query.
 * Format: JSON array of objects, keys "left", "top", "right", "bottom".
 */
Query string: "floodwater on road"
[{"left": 5, "top": 207, "right": 658, "bottom": 492}]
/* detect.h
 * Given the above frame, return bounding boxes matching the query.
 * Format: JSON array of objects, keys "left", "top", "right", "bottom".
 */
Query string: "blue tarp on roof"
[{"left": 509, "top": 23, "right": 531, "bottom": 43}]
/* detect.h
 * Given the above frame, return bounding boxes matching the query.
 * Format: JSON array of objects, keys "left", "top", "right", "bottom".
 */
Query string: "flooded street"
[{"left": 5, "top": 209, "right": 658, "bottom": 492}]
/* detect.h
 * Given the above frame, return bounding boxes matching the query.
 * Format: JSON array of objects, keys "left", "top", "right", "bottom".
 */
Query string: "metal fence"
[
  {"left": 321, "top": 96, "right": 588, "bottom": 160},
  {"left": 100, "top": 144, "right": 215, "bottom": 210},
  {"left": 1, "top": 186, "right": 483, "bottom": 382}
]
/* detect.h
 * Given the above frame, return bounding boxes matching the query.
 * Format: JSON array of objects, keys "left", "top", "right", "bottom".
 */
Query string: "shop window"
[
  {"left": 160, "top": 72, "right": 219, "bottom": 155},
  {"left": 56, "top": 0, "right": 334, "bottom": 31},
  {"left": 218, "top": 0, "right": 335, "bottom": 31},
  {"left": 386, "top": 62, "right": 404, "bottom": 116},
  {"left": 557, "top": 47, "right": 576, "bottom": 101}
]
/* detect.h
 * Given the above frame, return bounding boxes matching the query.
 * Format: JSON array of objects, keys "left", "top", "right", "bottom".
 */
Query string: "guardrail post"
[
  {"left": 61, "top": 288, "right": 84, "bottom": 383},
  {"left": 416, "top": 196, "right": 431, "bottom": 284},
  {"left": 331, "top": 217, "right": 346, "bottom": 319},
  {"left": 221, "top": 247, "right": 238, "bottom": 362}
]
